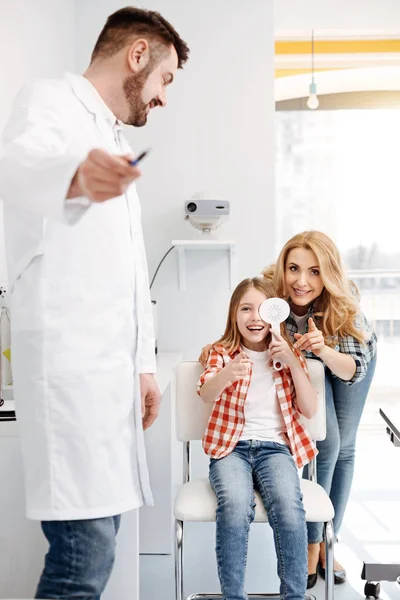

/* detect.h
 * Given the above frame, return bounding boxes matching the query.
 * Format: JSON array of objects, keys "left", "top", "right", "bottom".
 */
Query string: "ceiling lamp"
[{"left": 307, "top": 30, "right": 319, "bottom": 109}]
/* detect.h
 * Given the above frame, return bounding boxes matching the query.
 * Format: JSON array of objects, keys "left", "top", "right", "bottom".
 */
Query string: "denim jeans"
[
  {"left": 209, "top": 440, "right": 307, "bottom": 600},
  {"left": 305, "top": 355, "right": 377, "bottom": 543},
  {"left": 35, "top": 515, "right": 121, "bottom": 599}
]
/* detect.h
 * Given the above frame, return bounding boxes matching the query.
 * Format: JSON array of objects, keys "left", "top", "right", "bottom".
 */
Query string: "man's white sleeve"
[{"left": 0, "top": 80, "right": 90, "bottom": 224}]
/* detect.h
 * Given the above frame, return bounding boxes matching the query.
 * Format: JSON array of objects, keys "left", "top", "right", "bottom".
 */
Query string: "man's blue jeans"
[
  {"left": 35, "top": 515, "right": 121, "bottom": 599},
  {"left": 209, "top": 440, "right": 307, "bottom": 600},
  {"left": 304, "top": 355, "right": 377, "bottom": 543}
]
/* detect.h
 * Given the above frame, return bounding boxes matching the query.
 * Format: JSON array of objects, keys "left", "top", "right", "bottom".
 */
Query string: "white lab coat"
[{"left": 0, "top": 73, "right": 156, "bottom": 520}]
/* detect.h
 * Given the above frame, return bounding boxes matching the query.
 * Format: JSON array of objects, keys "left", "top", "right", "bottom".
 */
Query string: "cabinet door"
[
  {"left": 0, "top": 428, "right": 47, "bottom": 597},
  {"left": 103, "top": 510, "right": 139, "bottom": 600},
  {"left": 139, "top": 384, "right": 173, "bottom": 554}
]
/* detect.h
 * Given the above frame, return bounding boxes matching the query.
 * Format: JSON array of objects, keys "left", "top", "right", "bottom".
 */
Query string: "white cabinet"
[
  {"left": 139, "top": 352, "right": 182, "bottom": 554},
  {"left": 0, "top": 419, "right": 47, "bottom": 599},
  {"left": 103, "top": 509, "right": 139, "bottom": 600}
]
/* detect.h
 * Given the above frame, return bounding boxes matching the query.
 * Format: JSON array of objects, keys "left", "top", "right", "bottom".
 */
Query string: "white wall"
[
  {"left": 75, "top": 0, "right": 276, "bottom": 363},
  {"left": 0, "top": 0, "right": 76, "bottom": 285},
  {"left": 275, "top": 0, "right": 400, "bottom": 31}
]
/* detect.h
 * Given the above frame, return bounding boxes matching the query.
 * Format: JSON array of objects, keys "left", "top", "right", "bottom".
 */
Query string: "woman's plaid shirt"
[
  {"left": 197, "top": 344, "right": 318, "bottom": 468},
  {"left": 286, "top": 306, "right": 377, "bottom": 385}
]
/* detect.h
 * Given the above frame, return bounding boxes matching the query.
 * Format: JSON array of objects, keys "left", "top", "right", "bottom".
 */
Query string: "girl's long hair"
[
  {"left": 217, "top": 277, "right": 291, "bottom": 353},
  {"left": 262, "top": 231, "right": 364, "bottom": 346}
]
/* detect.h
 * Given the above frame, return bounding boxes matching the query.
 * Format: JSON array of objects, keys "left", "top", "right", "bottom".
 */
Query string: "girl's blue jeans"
[{"left": 209, "top": 440, "right": 307, "bottom": 600}]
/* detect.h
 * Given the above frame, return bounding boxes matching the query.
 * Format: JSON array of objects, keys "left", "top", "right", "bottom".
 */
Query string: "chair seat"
[{"left": 174, "top": 477, "right": 334, "bottom": 523}]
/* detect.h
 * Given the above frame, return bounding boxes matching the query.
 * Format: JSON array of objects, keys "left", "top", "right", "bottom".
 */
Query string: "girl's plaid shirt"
[{"left": 197, "top": 344, "right": 318, "bottom": 468}]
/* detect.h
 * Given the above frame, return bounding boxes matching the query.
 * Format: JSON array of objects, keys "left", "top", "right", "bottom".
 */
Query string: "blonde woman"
[
  {"left": 198, "top": 277, "right": 318, "bottom": 600},
  {"left": 199, "top": 231, "right": 377, "bottom": 589},
  {"left": 264, "top": 230, "right": 377, "bottom": 588}
]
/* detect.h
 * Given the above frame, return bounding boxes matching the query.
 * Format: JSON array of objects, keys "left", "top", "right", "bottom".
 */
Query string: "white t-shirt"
[
  {"left": 292, "top": 312, "right": 308, "bottom": 335},
  {"left": 240, "top": 346, "right": 287, "bottom": 444}
]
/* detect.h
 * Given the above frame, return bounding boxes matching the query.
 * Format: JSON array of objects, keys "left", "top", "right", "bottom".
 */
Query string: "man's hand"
[
  {"left": 139, "top": 373, "right": 161, "bottom": 431},
  {"left": 67, "top": 149, "right": 141, "bottom": 202}
]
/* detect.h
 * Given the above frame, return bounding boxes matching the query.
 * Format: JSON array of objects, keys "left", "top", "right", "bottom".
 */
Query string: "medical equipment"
[
  {"left": 361, "top": 408, "right": 400, "bottom": 599},
  {"left": 259, "top": 297, "right": 290, "bottom": 371},
  {"left": 184, "top": 193, "right": 230, "bottom": 234}
]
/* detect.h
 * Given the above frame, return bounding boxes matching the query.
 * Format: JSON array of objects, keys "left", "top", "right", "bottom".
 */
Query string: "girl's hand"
[
  {"left": 198, "top": 344, "right": 213, "bottom": 367},
  {"left": 225, "top": 352, "right": 252, "bottom": 382},
  {"left": 293, "top": 318, "right": 326, "bottom": 356},
  {"left": 269, "top": 332, "right": 299, "bottom": 370}
]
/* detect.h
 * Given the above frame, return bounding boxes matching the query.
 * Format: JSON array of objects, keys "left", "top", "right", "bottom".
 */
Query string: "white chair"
[{"left": 173, "top": 359, "right": 335, "bottom": 600}]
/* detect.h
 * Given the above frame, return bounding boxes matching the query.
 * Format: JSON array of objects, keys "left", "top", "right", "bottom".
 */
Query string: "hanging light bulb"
[
  {"left": 307, "top": 82, "right": 319, "bottom": 109},
  {"left": 307, "top": 30, "right": 319, "bottom": 110}
]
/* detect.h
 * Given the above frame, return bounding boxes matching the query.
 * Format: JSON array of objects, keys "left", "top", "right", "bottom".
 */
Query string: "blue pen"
[{"left": 130, "top": 149, "right": 151, "bottom": 166}]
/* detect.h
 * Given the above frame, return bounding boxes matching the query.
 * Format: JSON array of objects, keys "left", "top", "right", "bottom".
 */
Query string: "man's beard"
[{"left": 123, "top": 70, "right": 151, "bottom": 127}]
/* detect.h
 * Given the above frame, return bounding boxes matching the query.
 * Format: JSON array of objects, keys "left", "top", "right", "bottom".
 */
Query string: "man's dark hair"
[{"left": 91, "top": 6, "right": 189, "bottom": 68}]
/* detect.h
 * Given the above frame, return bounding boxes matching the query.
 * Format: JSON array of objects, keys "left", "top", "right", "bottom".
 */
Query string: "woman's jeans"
[
  {"left": 209, "top": 440, "right": 307, "bottom": 600},
  {"left": 305, "top": 355, "right": 377, "bottom": 543},
  {"left": 35, "top": 515, "right": 121, "bottom": 599}
]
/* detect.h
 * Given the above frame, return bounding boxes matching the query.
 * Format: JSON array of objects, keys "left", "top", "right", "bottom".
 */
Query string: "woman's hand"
[
  {"left": 293, "top": 318, "right": 326, "bottom": 357},
  {"left": 198, "top": 344, "right": 213, "bottom": 367},
  {"left": 269, "top": 332, "right": 299, "bottom": 370},
  {"left": 295, "top": 318, "right": 356, "bottom": 380}
]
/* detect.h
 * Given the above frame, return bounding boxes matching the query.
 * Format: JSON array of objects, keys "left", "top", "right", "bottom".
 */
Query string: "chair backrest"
[
  {"left": 175, "top": 358, "right": 326, "bottom": 442},
  {"left": 301, "top": 358, "right": 326, "bottom": 440}
]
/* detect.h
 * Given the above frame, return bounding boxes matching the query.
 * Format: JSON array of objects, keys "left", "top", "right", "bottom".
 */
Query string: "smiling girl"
[{"left": 198, "top": 277, "right": 318, "bottom": 600}]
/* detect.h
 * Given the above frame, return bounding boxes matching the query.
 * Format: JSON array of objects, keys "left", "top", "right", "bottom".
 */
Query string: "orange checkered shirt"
[{"left": 197, "top": 344, "right": 318, "bottom": 468}]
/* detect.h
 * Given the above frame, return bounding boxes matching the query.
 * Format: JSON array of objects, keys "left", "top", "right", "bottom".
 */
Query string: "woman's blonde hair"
[
  {"left": 217, "top": 277, "right": 291, "bottom": 353},
  {"left": 262, "top": 231, "right": 363, "bottom": 346}
]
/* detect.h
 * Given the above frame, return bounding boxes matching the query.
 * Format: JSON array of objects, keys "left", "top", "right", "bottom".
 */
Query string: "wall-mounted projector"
[{"left": 184, "top": 194, "right": 230, "bottom": 234}]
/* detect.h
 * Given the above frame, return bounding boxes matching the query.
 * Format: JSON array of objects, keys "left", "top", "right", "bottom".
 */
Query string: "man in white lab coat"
[{"left": 0, "top": 7, "right": 189, "bottom": 599}]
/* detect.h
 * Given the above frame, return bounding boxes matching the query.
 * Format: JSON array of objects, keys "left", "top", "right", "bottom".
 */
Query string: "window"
[{"left": 276, "top": 108, "right": 400, "bottom": 425}]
